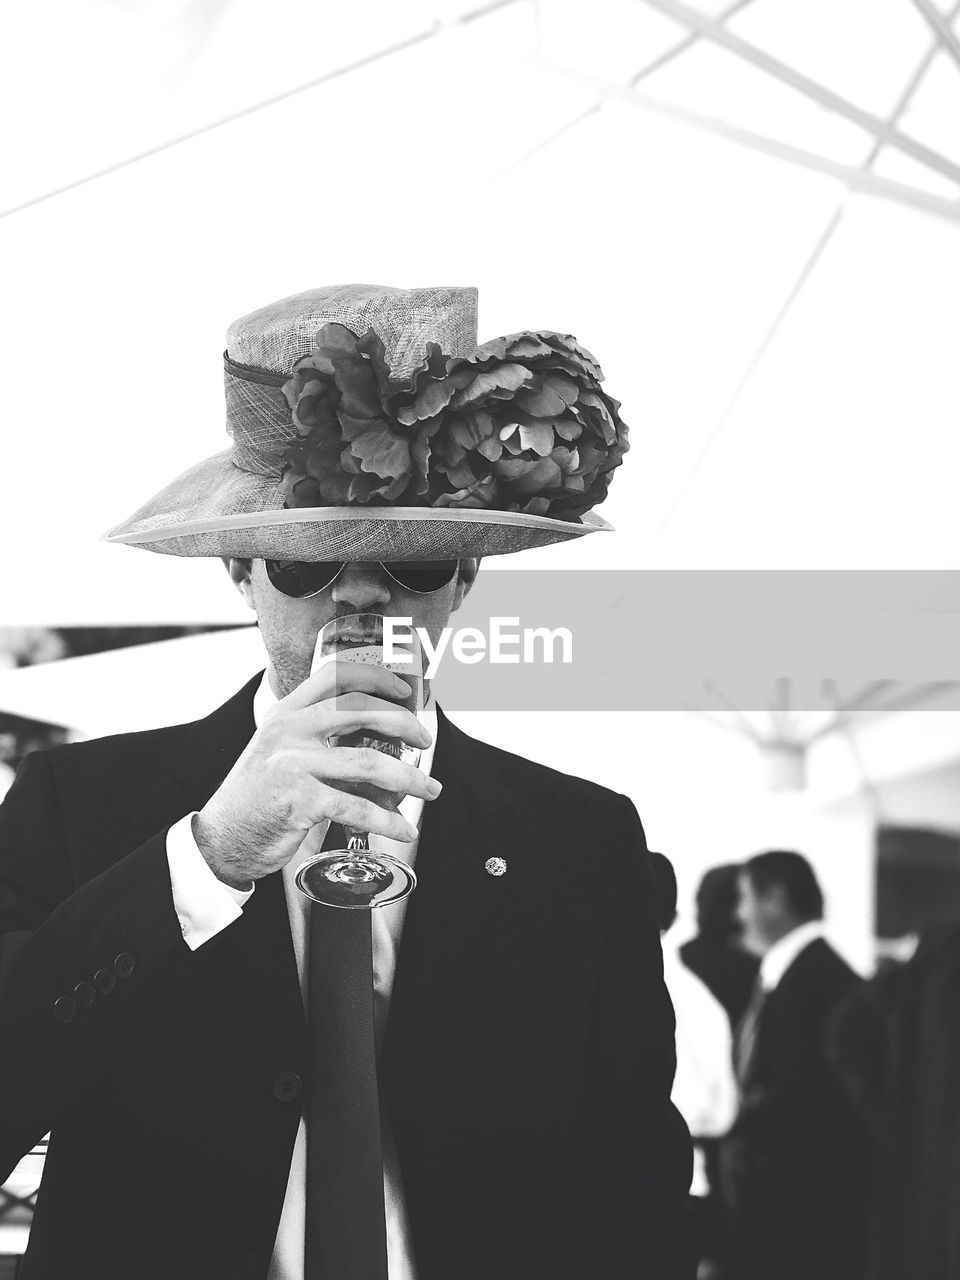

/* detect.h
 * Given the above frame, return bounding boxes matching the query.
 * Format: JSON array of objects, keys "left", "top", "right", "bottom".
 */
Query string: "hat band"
[{"left": 223, "top": 354, "right": 295, "bottom": 479}]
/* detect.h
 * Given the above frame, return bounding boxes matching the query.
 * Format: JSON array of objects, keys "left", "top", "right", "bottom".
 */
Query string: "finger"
[
  {"left": 299, "top": 693, "right": 431, "bottom": 749},
  {"left": 310, "top": 781, "right": 420, "bottom": 843},
  {"left": 282, "top": 660, "right": 412, "bottom": 711},
  {"left": 303, "top": 746, "right": 441, "bottom": 801}
]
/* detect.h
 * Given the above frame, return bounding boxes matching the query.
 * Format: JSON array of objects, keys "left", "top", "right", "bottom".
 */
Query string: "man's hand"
[{"left": 193, "top": 664, "right": 438, "bottom": 890}]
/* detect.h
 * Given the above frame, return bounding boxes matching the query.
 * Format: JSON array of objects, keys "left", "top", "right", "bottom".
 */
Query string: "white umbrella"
[{"left": 0, "top": 627, "right": 265, "bottom": 738}]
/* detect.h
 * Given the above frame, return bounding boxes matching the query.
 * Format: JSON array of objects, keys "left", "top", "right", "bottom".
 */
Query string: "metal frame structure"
[
  {"left": 3, "top": 0, "right": 960, "bottom": 768},
  {"left": 639, "top": 0, "right": 960, "bottom": 185},
  {"left": 6, "top": 0, "right": 959, "bottom": 226},
  {"left": 0, "top": 0, "right": 525, "bottom": 220},
  {"left": 514, "top": 1, "right": 960, "bottom": 541}
]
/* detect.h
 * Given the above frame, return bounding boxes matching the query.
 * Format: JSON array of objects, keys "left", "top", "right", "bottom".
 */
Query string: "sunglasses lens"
[
  {"left": 264, "top": 560, "right": 341, "bottom": 599},
  {"left": 385, "top": 561, "right": 458, "bottom": 593}
]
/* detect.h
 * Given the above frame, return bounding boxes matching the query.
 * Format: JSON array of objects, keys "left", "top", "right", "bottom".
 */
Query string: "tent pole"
[
  {"left": 637, "top": 0, "right": 960, "bottom": 187},
  {"left": 533, "top": 64, "right": 960, "bottom": 224},
  {"left": 486, "top": 104, "right": 604, "bottom": 182},
  {"left": 652, "top": 1, "right": 960, "bottom": 529},
  {"left": 772, "top": 677, "right": 793, "bottom": 738},
  {"left": 908, "top": 0, "right": 960, "bottom": 74},
  {"left": 628, "top": 0, "right": 759, "bottom": 85},
  {"left": 0, "top": 0, "right": 525, "bottom": 221}
]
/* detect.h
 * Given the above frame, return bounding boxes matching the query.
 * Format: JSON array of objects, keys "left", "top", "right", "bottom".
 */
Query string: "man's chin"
[{"left": 267, "top": 663, "right": 310, "bottom": 700}]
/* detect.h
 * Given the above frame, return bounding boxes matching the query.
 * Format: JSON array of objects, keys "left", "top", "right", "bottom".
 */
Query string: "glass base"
[{"left": 294, "top": 850, "right": 417, "bottom": 909}]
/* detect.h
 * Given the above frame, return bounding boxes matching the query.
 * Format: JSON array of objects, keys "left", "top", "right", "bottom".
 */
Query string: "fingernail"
[
  {"left": 405, "top": 822, "right": 419, "bottom": 841},
  {"left": 394, "top": 676, "right": 411, "bottom": 694},
  {"left": 426, "top": 778, "right": 443, "bottom": 798}
]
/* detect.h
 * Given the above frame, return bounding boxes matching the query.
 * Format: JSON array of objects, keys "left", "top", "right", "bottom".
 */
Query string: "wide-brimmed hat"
[{"left": 104, "top": 284, "right": 629, "bottom": 561}]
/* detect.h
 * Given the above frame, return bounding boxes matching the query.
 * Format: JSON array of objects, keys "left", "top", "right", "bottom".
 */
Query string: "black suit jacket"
[
  {"left": 0, "top": 676, "right": 692, "bottom": 1280},
  {"left": 727, "top": 937, "right": 870, "bottom": 1280},
  {"left": 828, "top": 926, "right": 960, "bottom": 1280}
]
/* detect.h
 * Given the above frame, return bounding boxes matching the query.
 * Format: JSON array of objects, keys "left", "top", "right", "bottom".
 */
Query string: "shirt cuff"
[{"left": 166, "top": 812, "right": 254, "bottom": 951}]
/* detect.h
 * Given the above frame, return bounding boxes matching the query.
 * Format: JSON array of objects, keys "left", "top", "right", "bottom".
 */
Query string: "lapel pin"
[{"left": 485, "top": 857, "right": 507, "bottom": 877}]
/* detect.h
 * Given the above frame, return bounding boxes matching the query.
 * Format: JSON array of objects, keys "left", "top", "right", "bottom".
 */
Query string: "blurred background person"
[
  {"left": 724, "top": 850, "right": 870, "bottom": 1280},
  {"left": 676, "top": 862, "right": 759, "bottom": 1276},
  {"left": 828, "top": 923, "right": 960, "bottom": 1280},
  {"left": 651, "top": 852, "right": 737, "bottom": 1279},
  {"left": 680, "top": 865, "right": 759, "bottom": 1031}
]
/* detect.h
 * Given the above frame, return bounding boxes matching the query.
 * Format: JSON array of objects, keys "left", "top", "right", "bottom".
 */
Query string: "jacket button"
[
  {"left": 54, "top": 996, "right": 77, "bottom": 1023},
  {"left": 73, "top": 981, "right": 96, "bottom": 1009},
  {"left": 114, "top": 952, "right": 135, "bottom": 980},
  {"left": 93, "top": 967, "right": 117, "bottom": 996},
  {"left": 272, "top": 1072, "right": 303, "bottom": 1103}
]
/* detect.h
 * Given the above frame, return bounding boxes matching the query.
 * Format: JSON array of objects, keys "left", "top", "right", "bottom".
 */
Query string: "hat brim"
[{"left": 103, "top": 450, "right": 613, "bottom": 561}]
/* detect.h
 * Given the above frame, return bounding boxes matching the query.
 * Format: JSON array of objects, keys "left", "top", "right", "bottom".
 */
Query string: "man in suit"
[
  {"left": 828, "top": 924, "right": 960, "bottom": 1280},
  {"left": 0, "top": 285, "right": 692, "bottom": 1280},
  {"left": 725, "top": 850, "right": 870, "bottom": 1280}
]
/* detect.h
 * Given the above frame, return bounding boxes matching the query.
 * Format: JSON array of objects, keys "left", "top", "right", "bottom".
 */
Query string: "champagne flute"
[{"left": 294, "top": 612, "right": 424, "bottom": 909}]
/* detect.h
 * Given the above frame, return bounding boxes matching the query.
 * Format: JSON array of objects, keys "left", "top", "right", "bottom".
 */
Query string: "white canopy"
[{"left": 2, "top": 0, "right": 960, "bottom": 623}]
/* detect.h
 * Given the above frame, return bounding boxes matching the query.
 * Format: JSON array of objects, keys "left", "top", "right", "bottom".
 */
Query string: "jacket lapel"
[
  {"left": 384, "top": 709, "right": 532, "bottom": 1069},
  {"left": 157, "top": 672, "right": 306, "bottom": 1039},
  {"left": 157, "top": 672, "right": 262, "bottom": 810}
]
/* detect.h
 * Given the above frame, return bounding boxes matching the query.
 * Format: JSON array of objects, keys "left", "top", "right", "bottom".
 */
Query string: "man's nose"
[{"left": 330, "top": 562, "right": 393, "bottom": 610}]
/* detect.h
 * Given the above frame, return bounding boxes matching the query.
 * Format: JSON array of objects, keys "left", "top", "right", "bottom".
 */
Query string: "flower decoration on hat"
[{"left": 279, "top": 325, "right": 629, "bottom": 521}]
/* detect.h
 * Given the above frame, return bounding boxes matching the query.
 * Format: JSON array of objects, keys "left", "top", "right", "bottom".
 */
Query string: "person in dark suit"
[
  {"left": 724, "top": 850, "right": 870, "bottom": 1280},
  {"left": 828, "top": 924, "right": 960, "bottom": 1280},
  {"left": 0, "top": 285, "right": 692, "bottom": 1280},
  {"left": 679, "top": 865, "right": 759, "bottom": 1031}
]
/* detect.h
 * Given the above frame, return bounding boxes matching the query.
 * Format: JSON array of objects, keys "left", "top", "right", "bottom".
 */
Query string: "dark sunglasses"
[{"left": 264, "top": 558, "right": 459, "bottom": 599}]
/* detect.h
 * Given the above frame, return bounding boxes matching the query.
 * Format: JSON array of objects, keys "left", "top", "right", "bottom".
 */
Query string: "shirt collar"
[{"left": 760, "top": 920, "right": 824, "bottom": 991}]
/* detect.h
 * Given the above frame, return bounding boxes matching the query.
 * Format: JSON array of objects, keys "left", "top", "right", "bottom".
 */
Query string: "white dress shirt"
[
  {"left": 166, "top": 670, "right": 435, "bottom": 1280},
  {"left": 662, "top": 947, "right": 737, "bottom": 1196},
  {"left": 759, "top": 920, "right": 825, "bottom": 992}
]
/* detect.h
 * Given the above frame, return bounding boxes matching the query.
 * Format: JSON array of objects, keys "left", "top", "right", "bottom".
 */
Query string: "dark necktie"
[
  {"left": 734, "top": 978, "right": 768, "bottom": 1089},
  {"left": 305, "top": 823, "right": 388, "bottom": 1280}
]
